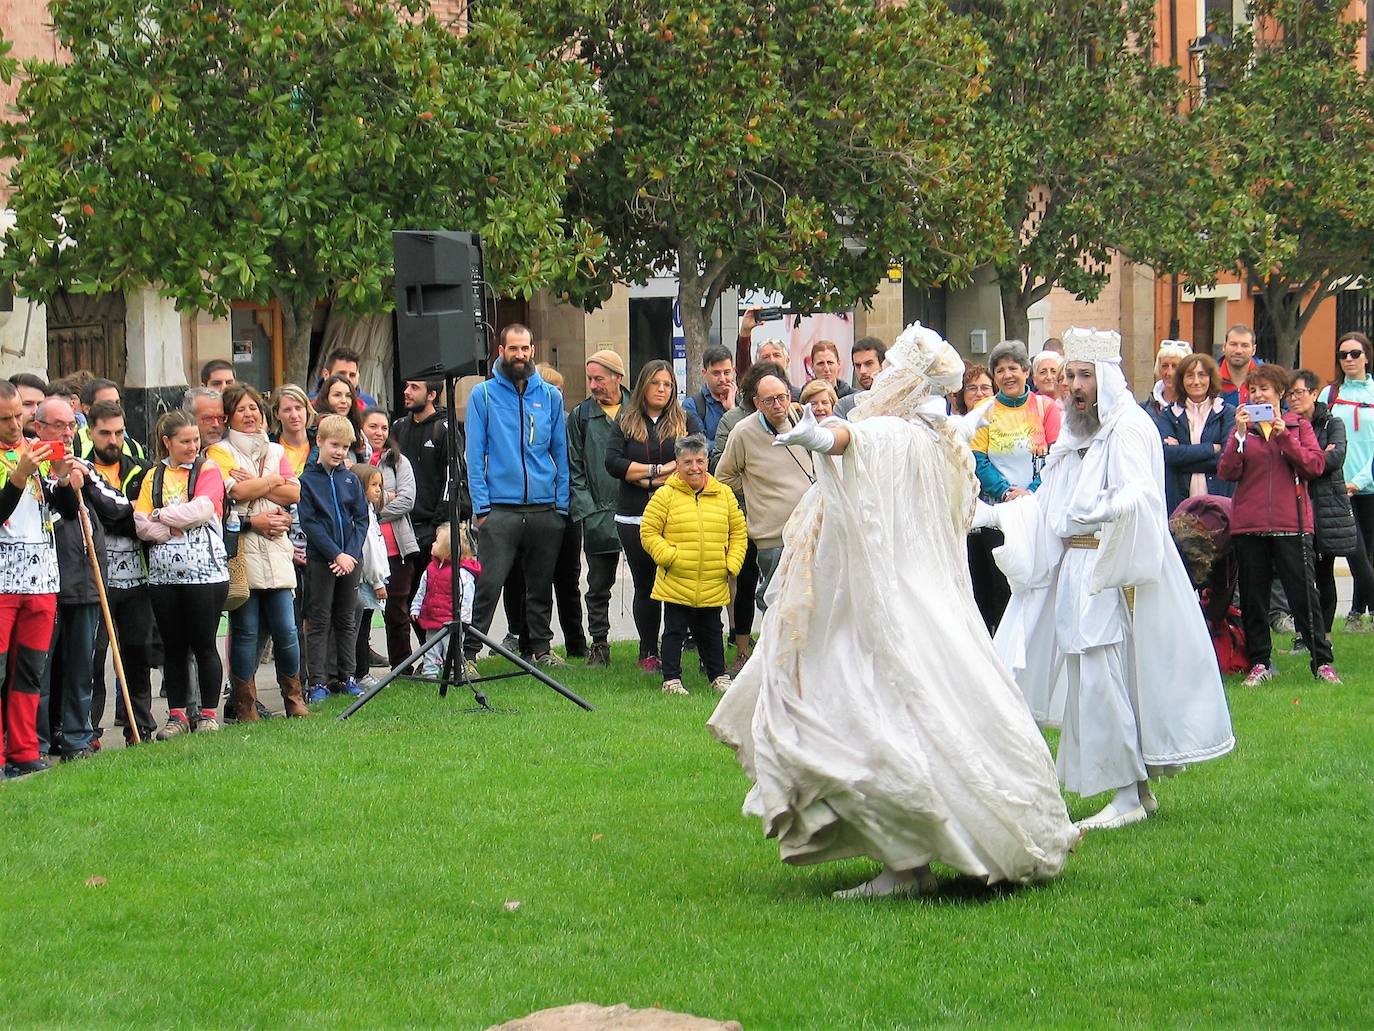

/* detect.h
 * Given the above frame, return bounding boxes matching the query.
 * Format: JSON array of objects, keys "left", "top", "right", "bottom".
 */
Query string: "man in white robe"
[{"left": 977, "top": 328, "right": 1234, "bottom": 831}]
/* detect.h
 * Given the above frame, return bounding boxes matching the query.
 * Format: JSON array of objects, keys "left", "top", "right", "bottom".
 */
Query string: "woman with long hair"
[
  {"left": 1318, "top": 331, "right": 1374, "bottom": 631},
  {"left": 208, "top": 384, "right": 309, "bottom": 719},
  {"left": 314, "top": 374, "right": 366, "bottom": 460},
  {"left": 360, "top": 405, "right": 419, "bottom": 668},
  {"left": 134, "top": 411, "right": 230, "bottom": 738},
  {"left": 604, "top": 359, "right": 704, "bottom": 671}
]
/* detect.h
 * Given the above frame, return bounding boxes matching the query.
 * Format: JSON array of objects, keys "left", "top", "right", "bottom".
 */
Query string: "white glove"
[
  {"left": 773, "top": 404, "right": 836, "bottom": 454},
  {"left": 952, "top": 397, "right": 994, "bottom": 445},
  {"left": 972, "top": 500, "right": 1001, "bottom": 531},
  {"left": 1072, "top": 489, "right": 1120, "bottom": 527}
]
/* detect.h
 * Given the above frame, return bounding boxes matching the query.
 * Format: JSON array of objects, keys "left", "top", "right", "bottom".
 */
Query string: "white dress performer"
[
  {"left": 981, "top": 328, "right": 1235, "bottom": 831},
  {"left": 708, "top": 323, "right": 1079, "bottom": 899}
]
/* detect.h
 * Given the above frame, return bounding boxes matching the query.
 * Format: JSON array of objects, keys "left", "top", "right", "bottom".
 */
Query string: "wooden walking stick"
[{"left": 75, "top": 496, "right": 141, "bottom": 744}]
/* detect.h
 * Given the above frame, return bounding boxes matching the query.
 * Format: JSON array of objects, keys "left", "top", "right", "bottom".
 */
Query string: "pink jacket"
[{"left": 1216, "top": 413, "right": 1324, "bottom": 535}]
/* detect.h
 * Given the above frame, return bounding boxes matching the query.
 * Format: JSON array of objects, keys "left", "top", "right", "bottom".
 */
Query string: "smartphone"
[
  {"left": 40, "top": 440, "right": 69, "bottom": 461},
  {"left": 756, "top": 306, "right": 783, "bottom": 323},
  {"left": 1244, "top": 403, "right": 1276, "bottom": 423}
]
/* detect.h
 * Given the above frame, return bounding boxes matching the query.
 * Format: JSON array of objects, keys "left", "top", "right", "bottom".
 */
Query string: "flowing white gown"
[{"left": 707, "top": 413, "right": 1079, "bottom": 885}]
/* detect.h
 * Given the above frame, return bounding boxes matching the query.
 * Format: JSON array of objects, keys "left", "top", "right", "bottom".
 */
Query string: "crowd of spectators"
[{"left": 3, "top": 317, "right": 1367, "bottom": 777}]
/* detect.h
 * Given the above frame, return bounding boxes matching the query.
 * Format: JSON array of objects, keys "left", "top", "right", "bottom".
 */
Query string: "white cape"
[{"left": 707, "top": 415, "right": 1078, "bottom": 884}]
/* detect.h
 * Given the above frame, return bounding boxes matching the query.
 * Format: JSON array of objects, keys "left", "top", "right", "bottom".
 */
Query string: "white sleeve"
[{"left": 410, "top": 571, "right": 427, "bottom": 620}]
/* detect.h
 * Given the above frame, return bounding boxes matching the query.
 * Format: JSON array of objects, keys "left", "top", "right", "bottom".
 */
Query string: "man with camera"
[{"left": 715, "top": 370, "right": 817, "bottom": 612}]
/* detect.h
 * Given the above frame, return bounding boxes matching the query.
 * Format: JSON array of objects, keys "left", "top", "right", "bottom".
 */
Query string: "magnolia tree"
[
  {"left": 531, "top": 0, "right": 1001, "bottom": 386},
  {"left": 1186, "top": 0, "right": 1374, "bottom": 368},
  {"left": 958, "top": 0, "right": 1233, "bottom": 343},
  {"left": 0, "top": 0, "right": 609, "bottom": 384}
]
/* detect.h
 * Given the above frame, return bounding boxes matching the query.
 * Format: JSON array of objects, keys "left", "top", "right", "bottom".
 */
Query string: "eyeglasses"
[
  {"left": 35, "top": 419, "right": 78, "bottom": 432},
  {"left": 1287, "top": 388, "right": 1311, "bottom": 398},
  {"left": 758, "top": 393, "right": 791, "bottom": 407},
  {"left": 1339, "top": 349, "right": 1365, "bottom": 360}
]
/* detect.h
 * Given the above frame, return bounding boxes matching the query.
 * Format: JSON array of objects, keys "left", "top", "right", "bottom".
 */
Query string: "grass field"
[{"left": 1, "top": 641, "right": 1371, "bottom": 1029}]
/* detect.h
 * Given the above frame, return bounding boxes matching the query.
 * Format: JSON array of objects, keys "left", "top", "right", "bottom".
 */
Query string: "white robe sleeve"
[{"left": 1088, "top": 418, "right": 1167, "bottom": 595}]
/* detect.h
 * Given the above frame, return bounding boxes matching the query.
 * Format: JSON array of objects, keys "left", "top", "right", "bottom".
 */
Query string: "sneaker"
[
  {"left": 711, "top": 675, "right": 733, "bottom": 694},
  {"left": 305, "top": 683, "right": 330, "bottom": 705},
  {"left": 1314, "top": 664, "right": 1343, "bottom": 685},
  {"left": 59, "top": 747, "right": 96, "bottom": 763},
  {"left": 727, "top": 654, "right": 751, "bottom": 677},
  {"left": 637, "top": 656, "right": 662, "bottom": 674},
  {"left": 462, "top": 659, "right": 481, "bottom": 680},
  {"left": 255, "top": 700, "right": 275, "bottom": 720},
  {"left": 155, "top": 713, "right": 191, "bottom": 740},
  {"left": 1285, "top": 638, "right": 1309, "bottom": 656},
  {"left": 193, "top": 715, "right": 220, "bottom": 733},
  {"left": 661, "top": 678, "right": 689, "bottom": 696},
  {"left": 4, "top": 758, "right": 51, "bottom": 779},
  {"left": 1344, "top": 612, "right": 1369, "bottom": 633},
  {"left": 1270, "top": 614, "right": 1296, "bottom": 635},
  {"left": 587, "top": 642, "right": 611, "bottom": 667},
  {"left": 358, "top": 674, "right": 380, "bottom": 691},
  {"left": 341, "top": 677, "right": 365, "bottom": 698},
  {"left": 533, "top": 651, "right": 567, "bottom": 669},
  {"left": 501, "top": 632, "right": 520, "bottom": 652},
  {"left": 1243, "top": 664, "right": 1276, "bottom": 687}
]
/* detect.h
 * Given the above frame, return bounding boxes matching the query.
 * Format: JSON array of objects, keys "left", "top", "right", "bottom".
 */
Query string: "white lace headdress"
[{"left": 851, "top": 321, "right": 965, "bottom": 422}]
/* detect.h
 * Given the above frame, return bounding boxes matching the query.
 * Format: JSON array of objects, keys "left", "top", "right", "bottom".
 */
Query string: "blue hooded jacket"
[
  {"left": 298, "top": 460, "right": 369, "bottom": 564},
  {"left": 465, "top": 361, "right": 570, "bottom": 516}
]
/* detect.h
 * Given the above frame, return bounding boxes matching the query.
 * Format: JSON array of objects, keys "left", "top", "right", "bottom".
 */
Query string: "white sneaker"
[
  {"left": 358, "top": 675, "right": 380, "bottom": 691},
  {"left": 661, "top": 679, "right": 689, "bottom": 696},
  {"left": 711, "top": 675, "right": 732, "bottom": 694},
  {"left": 1243, "top": 664, "right": 1276, "bottom": 687},
  {"left": 1076, "top": 803, "right": 1149, "bottom": 832},
  {"left": 1270, "top": 614, "right": 1296, "bottom": 635}
]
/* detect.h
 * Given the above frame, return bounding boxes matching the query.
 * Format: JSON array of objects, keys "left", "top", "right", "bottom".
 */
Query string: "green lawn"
[{"left": 1, "top": 640, "right": 1371, "bottom": 1029}]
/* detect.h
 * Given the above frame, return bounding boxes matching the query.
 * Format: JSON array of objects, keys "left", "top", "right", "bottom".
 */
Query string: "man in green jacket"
[{"left": 568, "top": 350, "right": 631, "bottom": 667}]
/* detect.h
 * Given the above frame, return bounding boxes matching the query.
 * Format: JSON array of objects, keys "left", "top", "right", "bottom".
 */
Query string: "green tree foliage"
[
  {"left": 959, "top": 0, "right": 1218, "bottom": 343},
  {"left": 1188, "top": 0, "right": 1374, "bottom": 369},
  {"left": 530, "top": 0, "right": 1000, "bottom": 385},
  {"left": 0, "top": 0, "right": 608, "bottom": 383}
]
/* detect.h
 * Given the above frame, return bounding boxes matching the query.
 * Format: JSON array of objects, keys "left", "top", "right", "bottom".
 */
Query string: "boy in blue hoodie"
[{"left": 298, "top": 415, "right": 370, "bottom": 701}]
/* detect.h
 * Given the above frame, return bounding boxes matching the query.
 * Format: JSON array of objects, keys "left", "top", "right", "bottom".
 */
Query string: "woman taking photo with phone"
[
  {"left": 1217, "top": 364, "right": 1338, "bottom": 686},
  {"left": 1318, "top": 331, "right": 1374, "bottom": 631}
]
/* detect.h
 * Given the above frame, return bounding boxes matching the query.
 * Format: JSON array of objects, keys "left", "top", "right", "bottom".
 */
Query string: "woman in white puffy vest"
[{"left": 206, "top": 384, "right": 309, "bottom": 720}]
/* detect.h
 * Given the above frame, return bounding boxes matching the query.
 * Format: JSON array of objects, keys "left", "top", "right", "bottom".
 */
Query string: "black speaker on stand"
[{"left": 339, "top": 231, "right": 592, "bottom": 720}]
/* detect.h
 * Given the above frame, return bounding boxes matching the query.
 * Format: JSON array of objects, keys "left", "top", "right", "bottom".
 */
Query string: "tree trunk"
[
  {"left": 278, "top": 293, "right": 318, "bottom": 388},
  {"left": 676, "top": 242, "right": 711, "bottom": 396},
  {"left": 998, "top": 276, "right": 1031, "bottom": 344}
]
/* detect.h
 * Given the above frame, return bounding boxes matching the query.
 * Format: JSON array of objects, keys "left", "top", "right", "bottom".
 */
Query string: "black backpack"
[{"left": 151, "top": 455, "right": 206, "bottom": 509}]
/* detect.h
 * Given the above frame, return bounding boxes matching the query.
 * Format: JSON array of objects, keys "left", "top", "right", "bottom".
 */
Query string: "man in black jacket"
[
  {"left": 33, "top": 397, "right": 131, "bottom": 760},
  {"left": 393, "top": 378, "right": 469, "bottom": 651}
]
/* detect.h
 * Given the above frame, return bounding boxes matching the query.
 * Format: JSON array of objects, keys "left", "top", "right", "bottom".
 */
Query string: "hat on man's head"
[
  {"left": 586, "top": 349, "right": 626, "bottom": 378},
  {"left": 1062, "top": 327, "right": 1122, "bottom": 365}
]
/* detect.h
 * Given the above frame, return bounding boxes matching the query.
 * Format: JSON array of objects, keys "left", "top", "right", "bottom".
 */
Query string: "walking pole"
[{"left": 75, "top": 498, "right": 141, "bottom": 744}]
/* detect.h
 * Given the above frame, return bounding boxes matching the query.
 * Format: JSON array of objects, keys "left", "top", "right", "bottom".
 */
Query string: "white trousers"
[{"left": 1058, "top": 642, "right": 1147, "bottom": 797}]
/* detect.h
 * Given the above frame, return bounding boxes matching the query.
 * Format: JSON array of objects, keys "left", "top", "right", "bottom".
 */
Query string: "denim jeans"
[{"left": 228, "top": 588, "right": 301, "bottom": 681}]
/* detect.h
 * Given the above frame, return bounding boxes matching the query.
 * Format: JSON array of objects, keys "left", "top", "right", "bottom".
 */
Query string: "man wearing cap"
[
  {"left": 977, "top": 328, "right": 1235, "bottom": 832},
  {"left": 568, "top": 350, "right": 631, "bottom": 666}
]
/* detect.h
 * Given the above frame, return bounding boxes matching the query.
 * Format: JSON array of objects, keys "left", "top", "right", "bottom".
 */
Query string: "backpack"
[
  {"left": 1325, "top": 381, "right": 1374, "bottom": 432},
  {"left": 151, "top": 455, "right": 206, "bottom": 510}
]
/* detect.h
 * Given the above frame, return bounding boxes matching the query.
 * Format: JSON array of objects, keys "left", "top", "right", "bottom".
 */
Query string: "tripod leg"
[
  {"left": 337, "top": 627, "right": 452, "bottom": 720},
  {"left": 463, "top": 623, "right": 593, "bottom": 710}
]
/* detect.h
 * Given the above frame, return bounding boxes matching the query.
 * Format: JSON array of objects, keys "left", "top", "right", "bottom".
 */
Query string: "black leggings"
[
  {"left": 1349, "top": 494, "right": 1374, "bottom": 614},
  {"left": 1316, "top": 548, "right": 1374, "bottom": 632},
  {"left": 731, "top": 539, "right": 760, "bottom": 639},
  {"left": 149, "top": 582, "right": 229, "bottom": 712},
  {"left": 617, "top": 521, "right": 661, "bottom": 659}
]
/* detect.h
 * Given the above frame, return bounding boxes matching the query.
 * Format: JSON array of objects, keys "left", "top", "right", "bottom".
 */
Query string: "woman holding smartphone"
[{"left": 1217, "top": 364, "right": 1338, "bottom": 686}]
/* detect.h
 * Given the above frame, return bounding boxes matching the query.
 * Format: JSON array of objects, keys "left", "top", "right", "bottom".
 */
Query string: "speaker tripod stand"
[{"left": 338, "top": 374, "right": 592, "bottom": 720}]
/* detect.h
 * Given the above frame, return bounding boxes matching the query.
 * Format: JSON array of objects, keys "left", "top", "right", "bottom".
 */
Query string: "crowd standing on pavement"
[{"left": 0, "top": 318, "right": 1366, "bottom": 777}]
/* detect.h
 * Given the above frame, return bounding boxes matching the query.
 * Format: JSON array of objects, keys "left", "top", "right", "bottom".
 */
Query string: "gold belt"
[{"left": 1066, "top": 535, "right": 1100, "bottom": 549}]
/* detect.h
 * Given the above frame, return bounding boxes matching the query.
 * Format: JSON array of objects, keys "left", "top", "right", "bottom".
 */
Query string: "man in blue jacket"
[{"left": 464, "top": 324, "right": 571, "bottom": 668}]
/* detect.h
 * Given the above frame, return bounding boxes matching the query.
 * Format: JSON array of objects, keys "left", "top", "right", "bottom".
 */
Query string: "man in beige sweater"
[{"left": 715, "top": 372, "right": 817, "bottom": 611}]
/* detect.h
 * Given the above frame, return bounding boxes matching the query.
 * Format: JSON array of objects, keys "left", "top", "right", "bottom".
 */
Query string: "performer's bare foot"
[
  {"left": 833, "top": 864, "right": 937, "bottom": 899},
  {"left": 1137, "top": 780, "right": 1158, "bottom": 815},
  {"left": 1076, "top": 786, "right": 1148, "bottom": 831}
]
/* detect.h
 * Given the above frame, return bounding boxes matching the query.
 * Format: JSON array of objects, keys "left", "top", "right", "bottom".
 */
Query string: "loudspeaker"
[{"left": 393, "top": 230, "right": 487, "bottom": 380}]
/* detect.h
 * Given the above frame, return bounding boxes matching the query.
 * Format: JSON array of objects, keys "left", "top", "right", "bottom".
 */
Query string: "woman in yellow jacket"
[{"left": 641, "top": 434, "right": 748, "bottom": 696}]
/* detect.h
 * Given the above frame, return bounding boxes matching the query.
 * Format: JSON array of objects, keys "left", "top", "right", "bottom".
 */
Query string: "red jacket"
[{"left": 1216, "top": 412, "right": 1324, "bottom": 534}]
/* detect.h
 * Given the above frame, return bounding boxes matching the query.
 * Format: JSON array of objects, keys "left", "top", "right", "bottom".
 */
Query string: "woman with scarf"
[
  {"left": 1154, "top": 352, "right": 1236, "bottom": 514},
  {"left": 208, "top": 384, "right": 310, "bottom": 720}
]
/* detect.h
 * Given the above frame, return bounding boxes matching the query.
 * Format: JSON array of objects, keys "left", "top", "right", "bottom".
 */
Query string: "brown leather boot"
[
  {"left": 278, "top": 673, "right": 310, "bottom": 718},
  {"left": 230, "top": 676, "right": 260, "bottom": 723}
]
